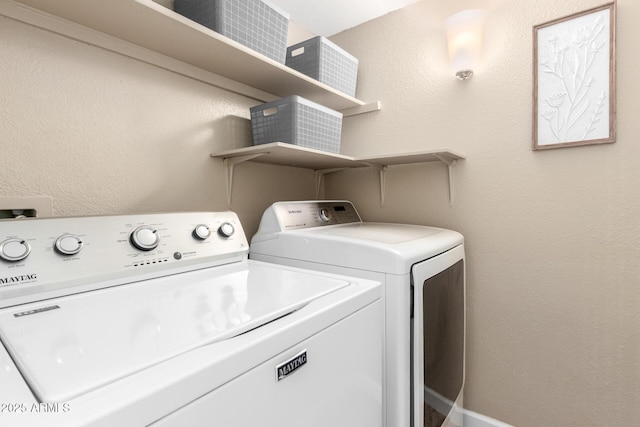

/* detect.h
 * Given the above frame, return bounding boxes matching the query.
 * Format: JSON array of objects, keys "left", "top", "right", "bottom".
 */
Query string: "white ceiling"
[{"left": 269, "top": 0, "right": 420, "bottom": 37}]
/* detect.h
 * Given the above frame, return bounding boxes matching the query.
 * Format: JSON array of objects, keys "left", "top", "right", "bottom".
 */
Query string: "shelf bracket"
[
  {"left": 314, "top": 168, "right": 349, "bottom": 199},
  {"left": 434, "top": 154, "right": 458, "bottom": 206},
  {"left": 362, "top": 163, "right": 388, "bottom": 207},
  {"left": 222, "top": 153, "right": 266, "bottom": 205}
]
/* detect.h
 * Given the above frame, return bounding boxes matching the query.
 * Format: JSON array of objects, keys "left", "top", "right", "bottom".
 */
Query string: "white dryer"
[
  {"left": 0, "top": 211, "right": 382, "bottom": 427},
  {"left": 251, "top": 201, "right": 465, "bottom": 427}
]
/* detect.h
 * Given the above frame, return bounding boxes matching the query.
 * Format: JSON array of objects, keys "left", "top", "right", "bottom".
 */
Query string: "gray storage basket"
[
  {"left": 175, "top": 0, "right": 289, "bottom": 63},
  {"left": 286, "top": 36, "right": 358, "bottom": 97},
  {"left": 250, "top": 96, "right": 343, "bottom": 153}
]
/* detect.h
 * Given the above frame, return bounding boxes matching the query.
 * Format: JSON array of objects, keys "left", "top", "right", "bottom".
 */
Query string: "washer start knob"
[
  {"left": 193, "top": 224, "right": 211, "bottom": 241},
  {"left": 55, "top": 234, "right": 83, "bottom": 256},
  {"left": 130, "top": 226, "right": 159, "bottom": 251},
  {"left": 218, "top": 222, "right": 235, "bottom": 238},
  {"left": 0, "top": 238, "right": 31, "bottom": 262}
]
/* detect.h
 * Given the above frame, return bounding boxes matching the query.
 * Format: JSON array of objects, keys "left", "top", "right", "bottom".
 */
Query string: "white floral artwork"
[{"left": 533, "top": 3, "right": 615, "bottom": 150}]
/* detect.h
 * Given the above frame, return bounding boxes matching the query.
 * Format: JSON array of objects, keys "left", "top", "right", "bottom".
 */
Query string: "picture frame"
[{"left": 533, "top": 2, "right": 616, "bottom": 150}]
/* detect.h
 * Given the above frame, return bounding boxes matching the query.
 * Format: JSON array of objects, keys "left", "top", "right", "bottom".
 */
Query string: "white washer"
[
  {"left": 0, "top": 211, "right": 382, "bottom": 427},
  {"left": 251, "top": 201, "right": 465, "bottom": 427}
]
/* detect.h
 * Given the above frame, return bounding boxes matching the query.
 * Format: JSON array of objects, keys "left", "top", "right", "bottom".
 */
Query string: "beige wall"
[
  {"left": 3, "top": 1, "right": 640, "bottom": 426},
  {"left": 0, "top": 14, "right": 315, "bottom": 236},
  {"left": 329, "top": 0, "right": 640, "bottom": 425}
]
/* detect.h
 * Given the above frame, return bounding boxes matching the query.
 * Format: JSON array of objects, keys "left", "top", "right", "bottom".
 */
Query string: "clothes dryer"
[{"left": 251, "top": 200, "right": 465, "bottom": 427}]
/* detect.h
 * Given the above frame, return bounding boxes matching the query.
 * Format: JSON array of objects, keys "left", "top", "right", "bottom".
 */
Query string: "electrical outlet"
[{"left": 0, "top": 196, "right": 53, "bottom": 219}]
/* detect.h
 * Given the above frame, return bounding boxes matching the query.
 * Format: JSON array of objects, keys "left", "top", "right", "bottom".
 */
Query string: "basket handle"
[
  {"left": 262, "top": 107, "right": 278, "bottom": 117},
  {"left": 289, "top": 46, "right": 305, "bottom": 57}
]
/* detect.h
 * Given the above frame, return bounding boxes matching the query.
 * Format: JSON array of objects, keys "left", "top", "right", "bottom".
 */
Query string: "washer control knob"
[
  {"left": 318, "top": 208, "right": 331, "bottom": 223},
  {"left": 54, "top": 234, "right": 83, "bottom": 256},
  {"left": 218, "top": 222, "right": 235, "bottom": 238},
  {"left": 0, "top": 238, "right": 31, "bottom": 262},
  {"left": 130, "top": 226, "right": 159, "bottom": 251},
  {"left": 193, "top": 224, "right": 211, "bottom": 241}
]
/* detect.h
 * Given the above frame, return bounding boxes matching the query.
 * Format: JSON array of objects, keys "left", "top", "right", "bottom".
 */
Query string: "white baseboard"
[
  {"left": 425, "top": 386, "right": 512, "bottom": 427},
  {"left": 462, "top": 408, "right": 513, "bottom": 427}
]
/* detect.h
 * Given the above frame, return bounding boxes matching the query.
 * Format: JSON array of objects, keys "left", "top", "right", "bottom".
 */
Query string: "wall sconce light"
[{"left": 444, "top": 9, "right": 486, "bottom": 80}]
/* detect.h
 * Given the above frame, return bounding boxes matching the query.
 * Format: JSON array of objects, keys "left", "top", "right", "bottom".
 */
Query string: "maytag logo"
[
  {"left": 287, "top": 210, "right": 302, "bottom": 214},
  {"left": 14, "top": 305, "right": 59, "bottom": 318},
  {"left": 0, "top": 273, "right": 37, "bottom": 285},
  {"left": 276, "top": 350, "right": 307, "bottom": 381}
]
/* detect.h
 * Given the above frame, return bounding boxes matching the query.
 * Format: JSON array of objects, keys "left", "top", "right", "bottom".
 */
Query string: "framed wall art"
[{"left": 533, "top": 2, "right": 616, "bottom": 150}]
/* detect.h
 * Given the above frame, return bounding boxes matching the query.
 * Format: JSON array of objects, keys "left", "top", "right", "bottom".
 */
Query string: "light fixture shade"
[{"left": 444, "top": 9, "right": 486, "bottom": 79}]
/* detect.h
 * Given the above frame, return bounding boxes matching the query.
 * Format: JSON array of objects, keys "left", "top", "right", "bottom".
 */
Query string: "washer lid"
[{"left": 0, "top": 262, "right": 348, "bottom": 403}]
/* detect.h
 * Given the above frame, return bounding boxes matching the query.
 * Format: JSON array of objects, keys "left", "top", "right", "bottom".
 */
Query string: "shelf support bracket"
[
  {"left": 362, "top": 163, "right": 388, "bottom": 207},
  {"left": 222, "top": 153, "right": 266, "bottom": 205},
  {"left": 434, "top": 154, "right": 458, "bottom": 206},
  {"left": 314, "top": 168, "right": 349, "bottom": 199}
]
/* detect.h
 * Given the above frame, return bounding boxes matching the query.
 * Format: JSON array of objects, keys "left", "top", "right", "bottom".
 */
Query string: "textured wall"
[
  {"left": 3, "top": 2, "right": 640, "bottom": 425},
  {"left": 0, "top": 15, "right": 315, "bottom": 236},
  {"left": 329, "top": 0, "right": 640, "bottom": 425}
]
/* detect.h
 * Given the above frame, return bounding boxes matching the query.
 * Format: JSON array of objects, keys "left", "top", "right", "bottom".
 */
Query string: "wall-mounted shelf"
[
  {"left": 6, "top": 0, "right": 380, "bottom": 114},
  {"left": 359, "top": 150, "right": 465, "bottom": 206},
  {"left": 211, "top": 143, "right": 465, "bottom": 205},
  {"left": 213, "top": 142, "right": 364, "bottom": 170},
  {"left": 211, "top": 143, "right": 366, "bottom": 204},
  {"left": 5, "top": 0, "right": 456, "bottom": 204}
]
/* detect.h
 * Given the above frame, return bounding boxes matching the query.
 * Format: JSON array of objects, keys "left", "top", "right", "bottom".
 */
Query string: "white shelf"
[
  {"left": 213, "top": 143, "right": 465, "bottom": 169},
  {"left": 211, "top": 143, "right": 465, "bottom": 205},
  {"left": 212, "top": 143, "right": 364, "bottom": 203},
  {"left": 360, "top": 150, "right": 465, "bottom": 165},
  {"left": 5, "top": 0, "right": 457, "bottom": 203},
  {"left": 359, "top": 150, "right": 465, "bottom": 206},
  {"left": 8, "top": 0, "right": 379, "bottom": 112},
  {"left": 213, "top": 142, "right": 364, "bottom": 170}
]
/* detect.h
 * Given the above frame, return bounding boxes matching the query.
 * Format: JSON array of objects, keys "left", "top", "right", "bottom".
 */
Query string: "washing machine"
[
  {"left": 250, "top": 200, "right": 465, "bottom": 427},
  {"left": 0, "top": 211, "right": 382, "bottom": 427}
]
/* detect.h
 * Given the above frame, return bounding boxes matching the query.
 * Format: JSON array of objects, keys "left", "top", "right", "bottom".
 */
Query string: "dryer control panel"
[{"left": 270, "top": 201, "right": 362, "bottom": 231}]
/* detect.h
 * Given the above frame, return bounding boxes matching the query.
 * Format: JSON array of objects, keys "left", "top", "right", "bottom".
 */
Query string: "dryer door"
[{"left": 412, "top": 245, "right": 465, "bottom": 427}]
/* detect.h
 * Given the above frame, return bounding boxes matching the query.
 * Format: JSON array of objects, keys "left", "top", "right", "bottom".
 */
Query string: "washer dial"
[
  {"left": 193, "top": 224, "right": 211, "bottom": 241},
  {"left": 55, "top": 234, "right": 83, "bottom": 256},
  {"left": 130, "top": 226, "right": 159, "bottom": 251},
  {"left": 218, "top": 222, "right": 235, "bottom": 238},
  {"left": 0, "top": 238, "right": 31, "bottom": 262}
]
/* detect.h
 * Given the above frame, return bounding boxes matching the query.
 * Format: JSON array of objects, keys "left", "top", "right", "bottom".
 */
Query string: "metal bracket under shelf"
[
  {"left": 362, "top": 163, "right": 388, "bottom": 206},
  {"left": 434, "top": 154, "right": 459, "bottom": 206},
  {"left": 217, "top": 152, "right": 349, "bottom": 205},
  {"left": 314, "top": 168, "right": 350, "bottom": 199},
  {"left": 362, "top": 154, "right": 462, "bottom": 207},
  {"left": 213, "top": 144, "right": 464, "bottom": 207},
  {"left": 222, "top": 153, "right": 266, "bottom": 205}
]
